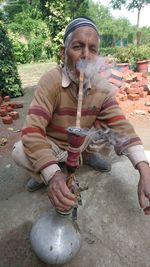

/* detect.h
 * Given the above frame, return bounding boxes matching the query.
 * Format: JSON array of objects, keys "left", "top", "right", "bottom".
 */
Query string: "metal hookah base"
[{"left": 30, "top": 211, "right": 82, "bottom": 265}]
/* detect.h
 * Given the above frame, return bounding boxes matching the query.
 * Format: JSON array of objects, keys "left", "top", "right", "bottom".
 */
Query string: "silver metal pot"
[{"left": 30, "top": 210, "right": 82, "bottom": 265}]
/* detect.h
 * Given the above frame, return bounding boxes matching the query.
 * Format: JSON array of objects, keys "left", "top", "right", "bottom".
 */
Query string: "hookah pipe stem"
[
  {"left": 76, "top": 70, "right": 84, "bottom": 128},
  {"left": 66, "top": 70, "right": 84, "bottom": 196}
]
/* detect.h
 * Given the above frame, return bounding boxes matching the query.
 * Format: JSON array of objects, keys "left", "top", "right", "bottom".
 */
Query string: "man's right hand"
[{"left": 48, "top": 170, "right": 76, "bottom": 212}]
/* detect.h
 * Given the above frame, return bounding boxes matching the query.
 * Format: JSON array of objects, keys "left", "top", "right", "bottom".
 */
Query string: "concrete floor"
[{"left": 0, "top": 88, "right": 150, "bottom": 267}]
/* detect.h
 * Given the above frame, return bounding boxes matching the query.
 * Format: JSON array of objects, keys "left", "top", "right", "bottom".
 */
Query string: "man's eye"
[
  {"left": 73, "top": 45, "right": 82, "bottom": 50},
  {"left": 90, "top": 47, "right": 97, "bottom": 53}
]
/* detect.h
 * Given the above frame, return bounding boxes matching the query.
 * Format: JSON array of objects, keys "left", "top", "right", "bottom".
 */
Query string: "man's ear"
[{"left": 60, "top": 46, "right": 65, "bottom": 63}]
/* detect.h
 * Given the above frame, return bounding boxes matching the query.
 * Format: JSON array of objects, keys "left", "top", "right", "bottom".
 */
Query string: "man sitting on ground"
[{"left": 12, "top": 16, "right": 150, "bottom": 214}]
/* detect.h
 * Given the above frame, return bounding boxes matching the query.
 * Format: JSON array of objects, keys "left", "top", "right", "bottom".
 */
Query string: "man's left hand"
[{"left": 136, "top": 162, "right": 150, "bottom": 215}]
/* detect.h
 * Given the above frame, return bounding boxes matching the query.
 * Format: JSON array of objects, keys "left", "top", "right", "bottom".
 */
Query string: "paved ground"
[{"left": 0, "top": 63, "right": 150, "bottom": 267}]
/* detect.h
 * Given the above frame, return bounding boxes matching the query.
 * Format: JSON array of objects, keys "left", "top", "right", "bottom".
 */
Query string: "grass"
[{"left": 18, "top": 61, "right": 56, "bottom": 88}]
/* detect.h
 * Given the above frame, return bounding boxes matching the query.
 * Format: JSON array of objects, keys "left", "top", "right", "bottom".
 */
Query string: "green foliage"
[
  {"left": 28, "top": 37, "right": 45, "bottom": 61},
  {"left": 67, "top": 0, "right": 89, "bottom": 18},
  {"left": 132, "top": 45, "right": 150, "bottom": 61},
  {"left": 8, "top": 31, "right": 31, "bottom": 64},
  {"left": 114, "top": 47, "right": 132, "bottom": 63},
  {"left": 2, "top": 0, "right": 150, "bottom": 65},
  {"left": 114, "top": 45, "right": 150, "bottom": 66},
  {"left": 100, "top": 47, "right": 118, "bottom": 56},
  {"left": 39, "top": 0, "right": 89, "bottom": 61},
  {"left": 7, "top": 16, "right": 50, "bottom": 63},
  {"left": 2, "top": 0, "right": 42, "bottom": 22},
  {"left": 39, "top": 0, "right": 70, "bottom": 61},
  {"left": 0, "top": 20, "right": 23, "bottom": 97}
]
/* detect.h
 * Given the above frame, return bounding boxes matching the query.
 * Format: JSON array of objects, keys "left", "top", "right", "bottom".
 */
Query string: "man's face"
[{"left": 65, "top": 26, "right": 99, "bottom": 82}]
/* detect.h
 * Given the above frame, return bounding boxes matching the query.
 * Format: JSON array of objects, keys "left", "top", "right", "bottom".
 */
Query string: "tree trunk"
[
  {"left": 136, "top": 7, "right": 141, "bottom": 46},
  {"left": 113, "top": 36, "right": 116, "bottom": 47},
  {"left": 137, "top": 7, "right": 141, "bottom": 28},
  {"left": 120, "top": 38, "right": 124, "bottom": 47}
]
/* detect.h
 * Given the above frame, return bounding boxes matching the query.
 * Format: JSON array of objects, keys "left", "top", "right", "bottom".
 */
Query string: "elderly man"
[{"left": 12, "top": 16, "right": 150, "bottom": 214}]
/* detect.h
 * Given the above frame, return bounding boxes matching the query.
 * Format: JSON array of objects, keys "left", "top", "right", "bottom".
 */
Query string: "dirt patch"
[{"left": 119, "top": 94, "right": 150, "bottom": 122}]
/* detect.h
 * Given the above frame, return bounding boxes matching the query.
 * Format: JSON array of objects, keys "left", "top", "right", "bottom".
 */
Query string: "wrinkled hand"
[
  {"left": 48, "top": 170, "right": 76, "bottom": 212},
  {"left": 137, "top": 162, "right": 150, "bottom": 215}
]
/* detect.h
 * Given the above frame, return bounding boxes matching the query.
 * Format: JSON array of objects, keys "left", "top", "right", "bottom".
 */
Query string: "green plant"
[
  {"left": 8, "top": 31, "right": 32, "bottom": 64},
  {"left": 133, "top": 45, "right": 150, "bottom": 62},
  {"left": 100, "top": 47, "right": 118, "bottom": 56},
  {"left": 114, "top": 47, "right": 132, "bottom": 63},
  {"left": 0, "top": 21, "right": 23, "bottom": 97},
  {"left": 28, "top": 37, "right": 45, "bottom": 62}
]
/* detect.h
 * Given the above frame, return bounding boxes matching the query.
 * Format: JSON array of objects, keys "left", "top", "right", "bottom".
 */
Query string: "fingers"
[
  {"left": 144, "top": 206, "right": 150, "bottom": 215},
  {"left": 49, "top": 192, "right": 74, "bottom": 212},
  {"left": 48, "top": 185, "right": 75, "bottom": 211},
  {"left": 138, "top": 189, "right": 146, "bottom": 209},
  {"left": 48, "top": 171, "right": 76, "bottom": 212}
]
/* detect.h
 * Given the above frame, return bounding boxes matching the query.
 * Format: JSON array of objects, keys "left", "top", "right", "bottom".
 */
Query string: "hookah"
[{"left": 30, "top": 71, "right": 88, "bottom": 265}]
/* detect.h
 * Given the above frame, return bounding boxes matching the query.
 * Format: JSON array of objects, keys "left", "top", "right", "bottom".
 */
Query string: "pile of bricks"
[
  {"left": 109, "top": 69, "right": 150, "bottom": 102},
  {"left": 0, "top": 95, "right": 23, "bottom": 124}
]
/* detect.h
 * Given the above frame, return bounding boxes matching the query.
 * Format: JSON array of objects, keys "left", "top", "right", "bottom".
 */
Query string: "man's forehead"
[{"left": 70, "top": 26, "right": 99, "bottom": 43}]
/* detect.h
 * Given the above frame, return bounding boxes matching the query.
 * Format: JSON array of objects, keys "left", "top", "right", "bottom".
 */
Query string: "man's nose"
[{"left": 81, "top": 47, "right": 90, "bottom": 59}]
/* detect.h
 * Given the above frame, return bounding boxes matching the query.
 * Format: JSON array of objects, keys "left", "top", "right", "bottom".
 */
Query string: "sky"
[{"left": 93, "top": 0, "right": 150, "bottom": 27}]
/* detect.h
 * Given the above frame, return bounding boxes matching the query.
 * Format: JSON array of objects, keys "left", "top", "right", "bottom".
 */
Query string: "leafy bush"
[
  {"left": 133, "top": 45, "right": 150, "bottom": 62},
  {"left": 100, "top": 47, "right": 118, "bottom": 56},
  {"left": 7, "top": 15, "right": 51, "bottom": 63},
  {"left": 0, "top": 21, "right": 23, "bottom": 97},
  {"left": 114, "top": 45, "right": 150, "bottom": 65},
  {"left": 8, "top": 31, "right": 32, "bottom": 64},
  {"left": 114, "top": 47, "right": 132, "bottom": 63},
  {"left": 50, "top": 30, "right": 65, "bottom": 63}
]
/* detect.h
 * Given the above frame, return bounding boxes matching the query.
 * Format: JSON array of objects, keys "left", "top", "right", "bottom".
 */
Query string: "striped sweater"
[{"left": 21, "top": 66, "right": 142, "bottom": 174}]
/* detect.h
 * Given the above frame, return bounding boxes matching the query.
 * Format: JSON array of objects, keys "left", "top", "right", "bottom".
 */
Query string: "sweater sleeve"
[
  {"left": 96, "top": 83, "right": 143, "bottom": 154},
  {"left": 21, "top": 68, "right": 60, "bottom": 173}
]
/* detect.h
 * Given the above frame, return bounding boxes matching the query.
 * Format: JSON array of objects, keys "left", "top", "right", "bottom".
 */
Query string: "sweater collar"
[{"left": 61, "top": 66, "right": 91, "bottom": 90}]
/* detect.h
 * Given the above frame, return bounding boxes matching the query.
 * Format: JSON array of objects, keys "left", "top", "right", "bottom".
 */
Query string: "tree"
[
  {"left": 86, "top": 2, "right": 133, "bottom": 47},
  {"left": 39, "top": 0, "right": 89, "bottom": 60},
  {"left": 114, "top": 18, "right": 133, "bottom": 46},
  {"left": 0, "top": 20, "right": 23, "bottom": 97},
  {"left": 110, "top": 0, "right": 150, "bottom": 27},
  {"left": 67, "top": 0, "right": 89, "bottom": 18},
  {"left": 1, "top": 0, "right": 42, "bottom": 22}
]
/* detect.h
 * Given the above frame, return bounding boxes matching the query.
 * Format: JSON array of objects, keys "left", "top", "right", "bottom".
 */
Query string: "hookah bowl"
[
  {"left": 30, "top": 126, "right": 87, "bottom": 265},
  {"left": 30, "top": 210, "right": 81, "bottom": 265}
]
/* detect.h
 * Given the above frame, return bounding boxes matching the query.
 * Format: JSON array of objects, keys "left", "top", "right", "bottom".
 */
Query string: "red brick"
[
  {"left": 1, "top": 104, "right": 8, "bottom": 109},
  {"left": 128, "top": 94, "right": 140, "bottom": 101},
  {"left": 111, "top": 69, "right": 123, "bottom": 79},
  {"left": 122, "top": 82, "right": 130, "bottom": 90},
  {"left": 126, "top": 87, "right": 140, "bottom": 94},
  {"left": 3, "top": 96, "right": 10, "bottom": 102},
  {"left": 119, "top": 95, "right": 128, "bottom": 101},
  {"left": 139, "top": 86, "right": 144, "bottom": 92},
  {"left": 124, "top": 76, "right": 134, "bottom": 83},
  {"left": 2, "top": 115, "right": 13, "bottom": 124},
  {"left": 142, "top": 73, "right": 147, "bottom": 78},
  {"left": 15, "top": 102, "right": 24, "bottom": 108},
  {"left": 9, "top": 111, "right": 19, "bottom": 119},
  {"left": 109, "top": 77, "right": 122, "bottom": 87},
  {"left": 130, "top": 82, "right": 139, "bottom": 88},
  {"left": 7, "top": 106, "right": 14, "bottom": 112},
  {"left": 139, "top": 91, "right": 147, "bottom": 98},
  {"left": 0, "top": 108, "right": 7, "bottom": 117},
  {"left": 8, "top": 102, "right": 17, "bottom": 108},
  {"left": 123, "top": 70, "right": 134, "bottom": 77}
]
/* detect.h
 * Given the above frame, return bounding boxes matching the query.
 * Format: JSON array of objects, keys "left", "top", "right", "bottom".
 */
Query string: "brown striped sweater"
[{"left": 21, "top": 65, "right": 144, "bottom": 175}]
